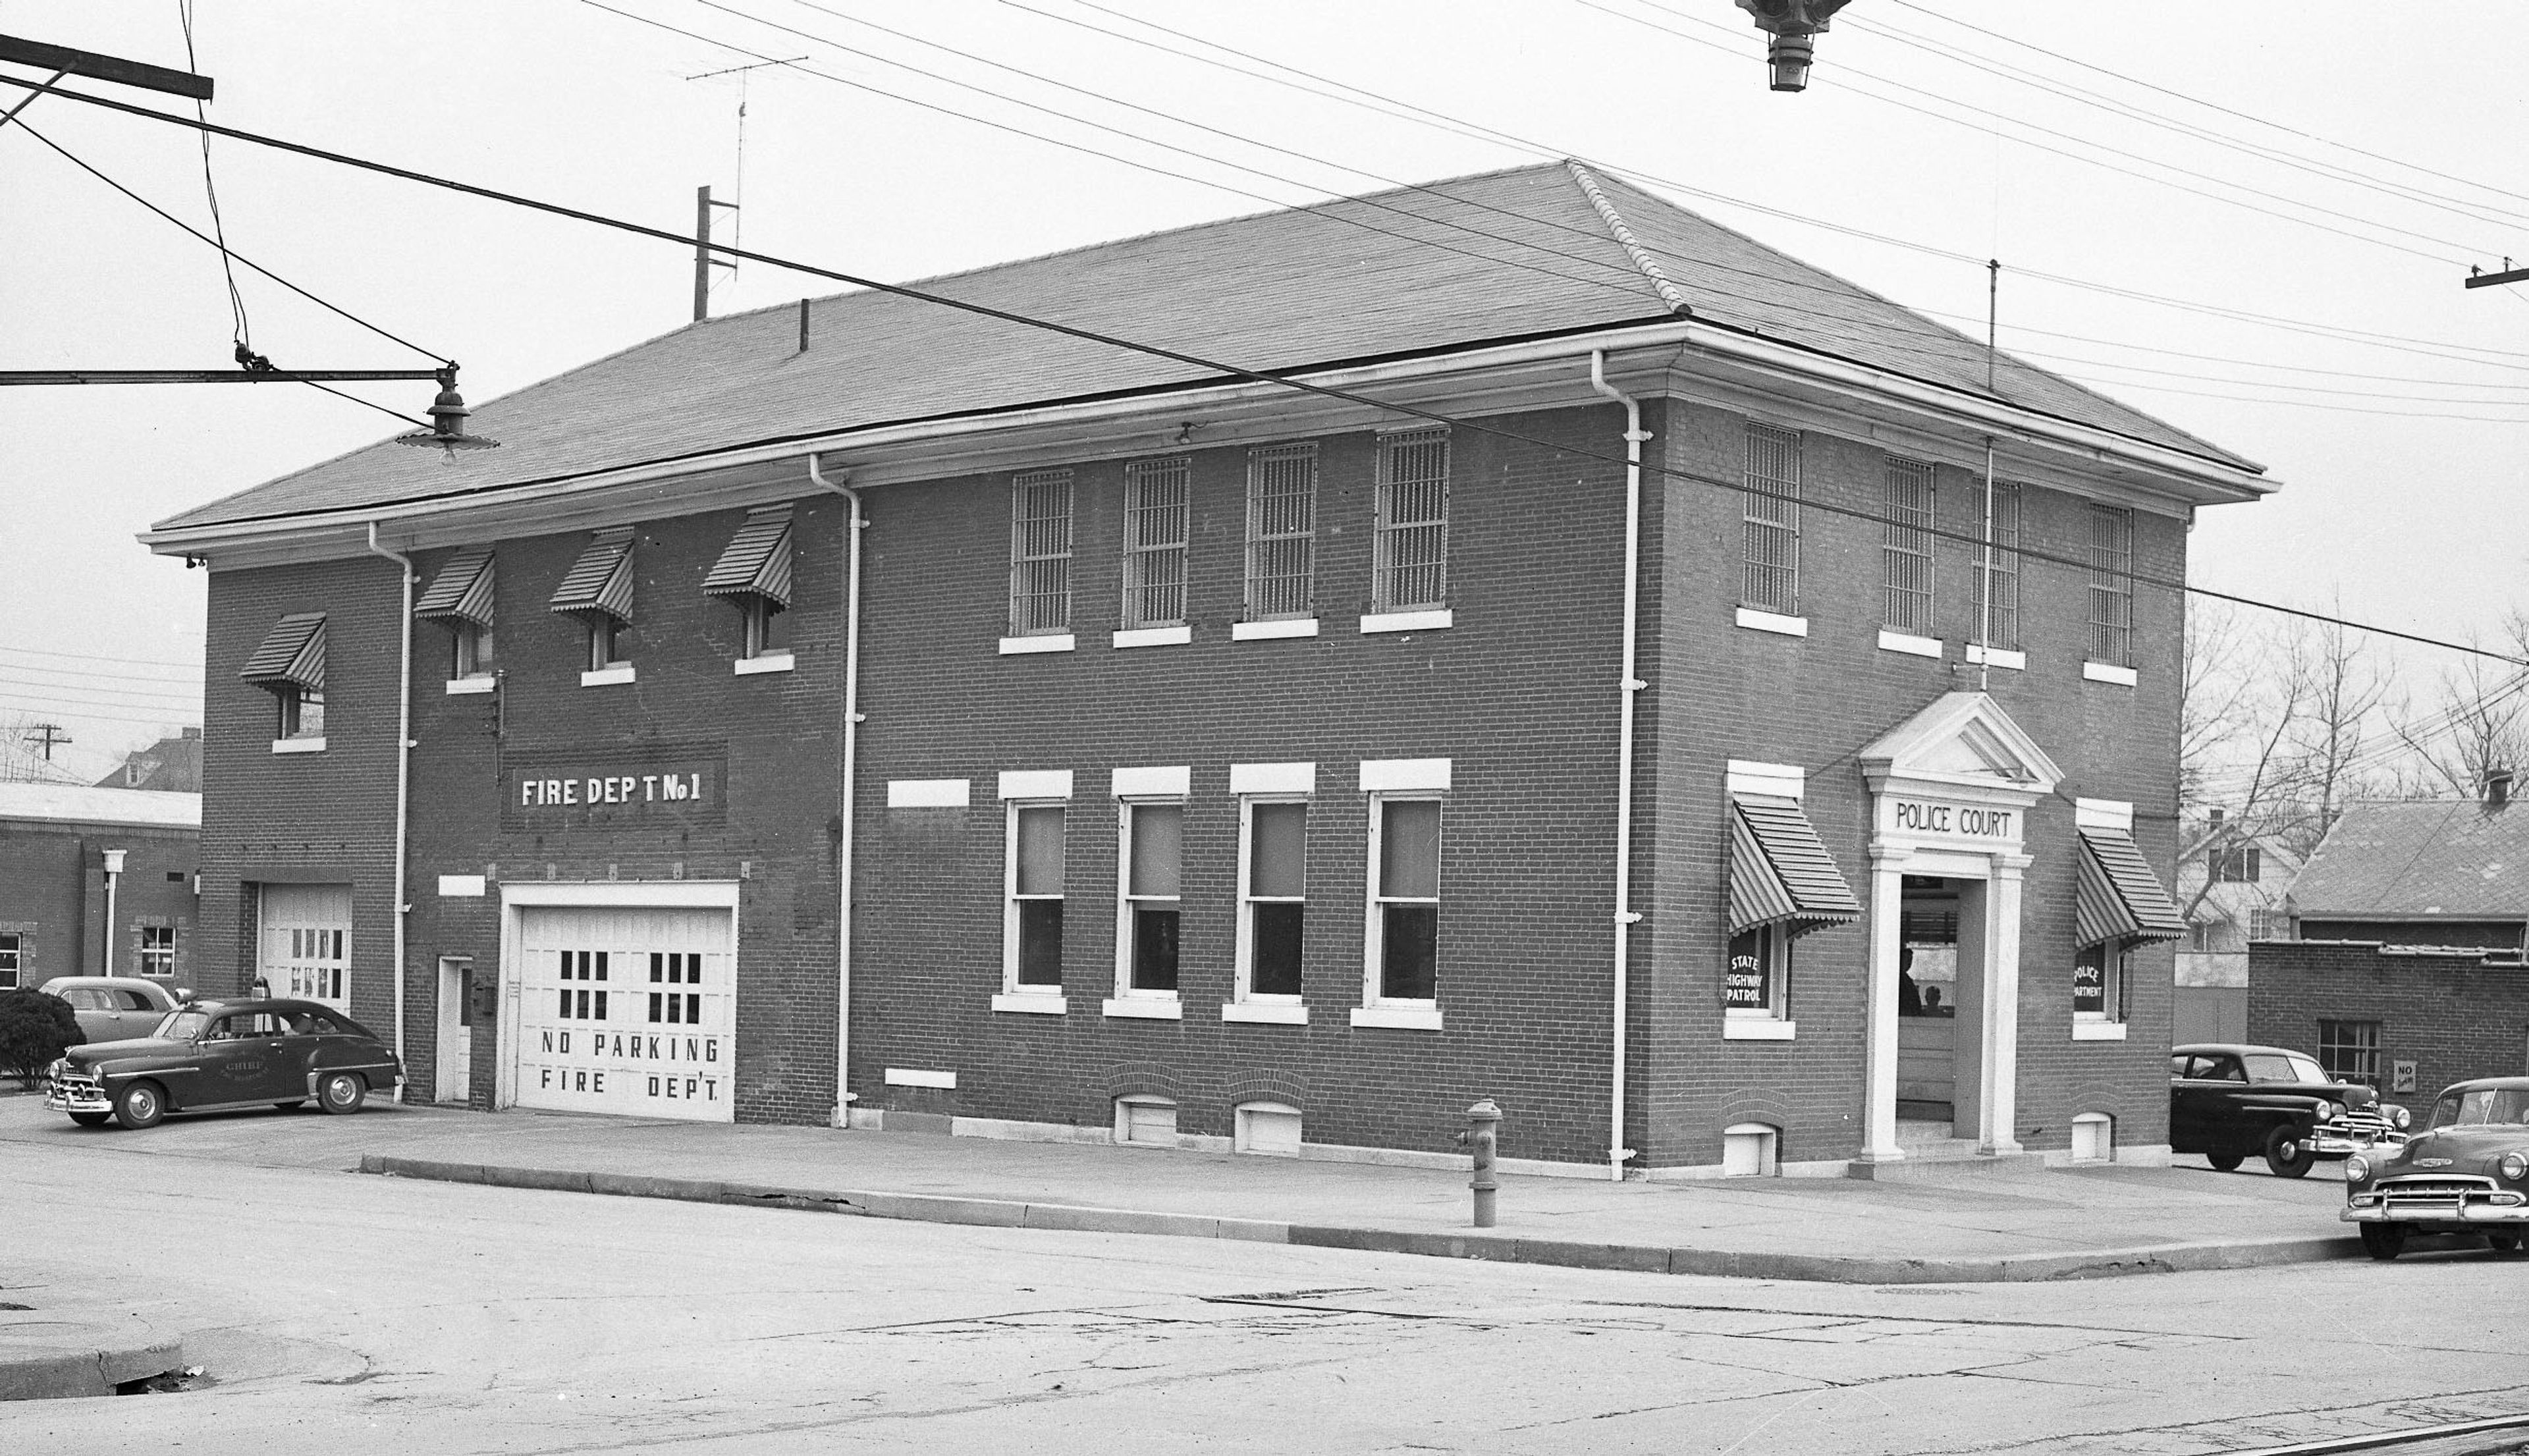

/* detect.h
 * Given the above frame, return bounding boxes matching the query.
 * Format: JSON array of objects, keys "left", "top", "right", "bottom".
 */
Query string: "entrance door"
[
  {"left": 261, "top": 884, "right": 352, "bottom": 1013},
  {"left": 514, "top": 906, "right": 733, "bottom": 1121},
  {"left": 1896, "top": 878, "right": 1959, "bottom": 1123},
  {"left": 435, "top": 957, "right": 473, "bottom": 1104}
]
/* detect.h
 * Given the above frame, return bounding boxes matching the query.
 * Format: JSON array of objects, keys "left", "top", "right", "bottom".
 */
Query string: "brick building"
[
  {"left": 0, "top": 784, "right": 202, "bottom": 991},
  {"left": 142, "top": 163, "right": 2267, "bottom": 1174}
]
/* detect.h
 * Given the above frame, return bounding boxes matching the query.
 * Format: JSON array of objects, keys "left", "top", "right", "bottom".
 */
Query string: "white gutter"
[
  {"left": 365, "top": 522, "right": 416, "bottom": 1101},
  {"left": 806, "top": 453, "right": 864, "bottom": 1129},
  {"left": 1588, "top": 350, "right": 1647, "bottom": 1183}
]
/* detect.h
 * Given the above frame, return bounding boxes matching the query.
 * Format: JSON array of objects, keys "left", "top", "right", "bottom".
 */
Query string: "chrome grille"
[{"left": 2376, "top": 1175, "right": 2498, "bottom": 1200}]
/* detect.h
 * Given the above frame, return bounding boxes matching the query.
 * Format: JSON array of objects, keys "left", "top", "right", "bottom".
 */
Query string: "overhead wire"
[
  {"left": 0, "top": 644, "right": 207, "bottom": 671},
  {"left": 10, "top": 71, "right": 2522, "bottom": 675},
  {"left": 176, "top": 0, "right": 254, "bottom": 358}
]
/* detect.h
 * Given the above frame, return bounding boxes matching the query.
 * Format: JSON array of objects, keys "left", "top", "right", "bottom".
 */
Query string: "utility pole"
[
  {"left": 693, "top": 185, "right": 739, "bottom": 322},
  {"left": 2465, "top": 257, "right": 2529, "bottom": 290},
  {"left": 26, "top": 722, "right": 70, "bottom": 761}
]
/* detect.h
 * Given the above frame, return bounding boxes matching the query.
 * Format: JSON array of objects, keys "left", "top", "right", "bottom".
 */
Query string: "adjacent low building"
[
  {"left": 142, "top": 162, "right": 2267, "bottom": 1174},
  {"left": 0, "top": 783, "right": 202, "bottom": 991}
]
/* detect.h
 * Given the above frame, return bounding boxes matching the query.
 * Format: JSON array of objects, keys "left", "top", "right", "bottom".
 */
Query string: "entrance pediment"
[{"left": 1857, "top": 692, "right": 2061, "bottom": 802}]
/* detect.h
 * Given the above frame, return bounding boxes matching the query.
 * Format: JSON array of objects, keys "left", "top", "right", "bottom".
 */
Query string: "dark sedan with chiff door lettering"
[
  {"left": 2170, "top": 1043, "right": 2408, "bottom": 1177},
  {"left": 43, "top": 998, "right": 403, "bottom": 1129},
  {"left": 2345, "top": 1077, "right": 2529, "bottom": 1260}
]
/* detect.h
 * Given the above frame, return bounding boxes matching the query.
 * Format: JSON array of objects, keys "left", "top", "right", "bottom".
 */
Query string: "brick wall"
[
  {"left": 2298, "top": 920, "right": 2524, "bottom": 953},
  {"left": 2248, "top": 938, "right": 2529, "bottom": 1100},
  {"left": 0, "top": 822, "right": 200, "bottom": 990}
]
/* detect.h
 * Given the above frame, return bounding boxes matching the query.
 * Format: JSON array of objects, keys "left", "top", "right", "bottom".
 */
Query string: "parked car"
[
  {"left": 2169, "top": 1042, "right": 2409, "bottom": 1178},
  {"left": 43, "top": 997, "right": 403, "bottom": 1130},
  {"left": 36, "top": 976, "right": 187, "bottom": 1044},
  {"left": 2343, "top": 1077, "right": 2529, "bottom": 1260}
]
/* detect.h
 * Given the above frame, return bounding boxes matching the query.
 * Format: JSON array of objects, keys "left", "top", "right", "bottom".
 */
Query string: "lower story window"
[
  {"left": 138, "top": 925, "right": 175, "bottom": 978},
  {"left": 1370, "top": 795, "right": 1440, "bottom": 1003},
  {"left": 2318, "top": 1019, "right": 2381, "bottom": 1087},
  {"left": 2073, "top": 941, "right": 2126, "bottom": 1021},
  {"left": 1121, "top": 801, "right": 1182, "bottom": 994},
  {"left": 1241, "top": 800, "right": 1306, "bottom": 1000},
  {"left": 1008, "top": 802, "right": 1066, "bottom": 990},
  {"left": 1725, "top": 925, "right": 1790, "bottom": 1018},
  {"left": 0, "top": 930, "right": 18, "bottom": 988}
]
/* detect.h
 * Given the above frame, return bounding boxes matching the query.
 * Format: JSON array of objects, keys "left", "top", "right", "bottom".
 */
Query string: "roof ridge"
[{"left": 1562, "top": 161, "right": 1693, "bottom": 317}]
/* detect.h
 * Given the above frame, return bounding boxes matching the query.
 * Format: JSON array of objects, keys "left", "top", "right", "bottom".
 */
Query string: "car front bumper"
[
  {"left": 43, "top": 1073, "right": 109, "bottom": 1115},
  {"left": 2345, "top": 1178, "right": 2529, "bottom": 1226}
]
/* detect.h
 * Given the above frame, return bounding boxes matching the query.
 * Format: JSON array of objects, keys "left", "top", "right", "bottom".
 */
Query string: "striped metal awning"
[
  {"left": 238, "top": 612, "right": 325, "bottom": 690},
  {"left": 1729, "top": 795, "right": 1862, "bottom": 937},
  {"left": 701, "top": 507, "right": 794, "bottom": 608},
  {"left": 414, "top": 545, "right": 495, "bottom": 628},
  {"left": 2075, "top": 827, "right": 2187, "bottom": 949},
  {"left": 548, "top": 529, "right": 634, "bottom": 622}
]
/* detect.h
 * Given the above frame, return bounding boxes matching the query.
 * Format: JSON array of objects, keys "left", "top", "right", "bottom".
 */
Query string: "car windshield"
[
  {"left": 2241, "top": 1053, "right": 2327, "bottom": 1085},
  {"left": 153, "top": 1010, "right": 212, "bottom": 1040},
  {"left": 2427, "top": 1089, "right": 2529, "bottom": 1129}
]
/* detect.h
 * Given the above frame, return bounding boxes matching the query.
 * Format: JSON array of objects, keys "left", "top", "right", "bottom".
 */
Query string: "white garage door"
[
  {"left": 515, "top": 906, "right": 734, "bottom": 1121},
  {"left": 261, "top": 884, "right": 352, "bottom": 1014}
]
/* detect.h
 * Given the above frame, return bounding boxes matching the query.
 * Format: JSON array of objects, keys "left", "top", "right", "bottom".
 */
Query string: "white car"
[{"left": 37, "top": 977, "right": 188, "bottom": 1045}]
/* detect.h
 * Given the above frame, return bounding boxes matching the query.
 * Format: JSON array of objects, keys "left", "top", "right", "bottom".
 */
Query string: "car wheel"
[
  {"left": 317, "top": 1071, "right": 366, "bottom": 1116},
  {"left": 2488, "top": 1234, "right": 2520, "bottom": 1252},
  {"left": 69, "top": 1111, "right": 111, "bottom": 1127},
  {"left": 113, "top": 1081, "right": 167, "bottom": 1131},
  {"left": 2360, "top": 1222, "right": 2407, "bottom": 1261},
  {"left": 271, "top": 1101, "right": 305, "bottom": 1112},
  {"left": 2207, "top": 1153, "right": 2243, "bottom": 1172},
  {"left": 2263, "top": 1126, "right": 2316, "bottom": 1178}
]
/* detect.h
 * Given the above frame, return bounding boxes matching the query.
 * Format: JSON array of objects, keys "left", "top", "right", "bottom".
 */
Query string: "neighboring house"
[
  {"left": 93, "top": 727, "right": 205, "bottom": 794},
  {"left": 138, "top": 161, "right": 2267, "bottom": 1173},
  {"left": 2250, "top": 772, "right": 2529, "bottom": 1095},
  {"left": 2171, "top": 807, "right": 2302, "bottom": 1044},
  {"left": 0, "top": 783, "right": 202, "bottom": 991}
]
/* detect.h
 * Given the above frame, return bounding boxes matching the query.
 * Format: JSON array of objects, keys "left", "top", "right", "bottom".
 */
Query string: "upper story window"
[
  {"left": 1009, "top": 470, "right": 1074, "bottom": 637},
  {"left": 703, "top": 506, "right": 796, "bottom": 664},
  {"left": 2088, "top": 504, "right": 2136, "bottom": 667},
  {"left": 2212, "top": 845, "right": 2263, "bottom": 883},
  {"left": 1742, "top": 423, "right": 1800, "bottom": 615},
  {"left": 550, "top": 527, "right": 637, "bottom": 678},
  {"left": 1245, "top": 444, "right": 1317, "bottom": 621},
  {"left": 1882, "top": 458, "right": 1934, "bottom": 636},
  {"left": 1374, "top": 429, "right": 1450, "bottom": 612},
  {"left": 1974, "top": 481, "right": 2023, "bottom": 652},
  {"left": 240, "top": 611, "right": 327, "bottom": 744},
  {"left": 1122, "top": 459, "right": 1190, "bottom": 630},
  {"left": 0, "top": 930, "right": 20, "bottom": 989},
  {"left": 414, "top": 546, "right": 497, "bottom": 681}
]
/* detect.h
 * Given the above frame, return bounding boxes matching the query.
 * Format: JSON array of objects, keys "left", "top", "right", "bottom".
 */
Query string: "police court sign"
[{"left": 1876, "top": 794, "right": 2025, "bottom": 851}]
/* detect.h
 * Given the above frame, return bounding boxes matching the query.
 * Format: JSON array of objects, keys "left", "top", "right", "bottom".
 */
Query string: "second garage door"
[{"left": 514, "top": 905, "right": 734, "bottom": 1121}]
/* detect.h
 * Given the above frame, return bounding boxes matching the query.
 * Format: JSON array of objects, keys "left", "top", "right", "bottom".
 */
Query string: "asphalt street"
[{"left": 4, "top": 1114, "right": 2526, "bottom": 1455}]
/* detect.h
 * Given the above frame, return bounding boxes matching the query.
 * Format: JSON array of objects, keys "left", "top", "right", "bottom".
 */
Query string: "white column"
[
  {"left": 1858, "top": 849, "right": 1905, "bottom": 1163},
  {"left": 1977, "top": 853, "right": 2031, "bottom": 1155}
]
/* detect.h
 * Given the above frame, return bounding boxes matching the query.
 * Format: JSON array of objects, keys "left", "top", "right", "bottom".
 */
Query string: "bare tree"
[{"left": 2387, "top": 610, "right": 2529, "bottom": 799}]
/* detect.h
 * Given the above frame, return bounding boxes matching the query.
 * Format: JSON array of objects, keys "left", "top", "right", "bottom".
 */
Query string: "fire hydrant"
[{"left": 1454, "top": 1100, "right": 1502, "bottom": 1227}]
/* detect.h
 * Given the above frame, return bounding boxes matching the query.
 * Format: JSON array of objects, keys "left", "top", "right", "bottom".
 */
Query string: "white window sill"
[
  {"left": 1876, "top": 629, "right": 1942, "bottom": 659},
  {"left": 734, "top": 652, "right": 796, "bottom": 676},
  {"left": 444, "top": 676, "right": 497, "bottom": 696},
  {"left": 991, "top": 992, "right": 1068, "bottom": 1015},
  {"left": 1000, "top": 634, "right": 1074, "bottom": 655},
  {"left": 2082, "top": 661, "right": 2138, "bottom": 687},
  {"left": 1101, "top": 997, "right": 1183, "bottom": 1021},
  {"left": 1113, "top": 625, "right": 1191, "bottom": 649},
  {"left": 1735, "top": 607, "right": 1808, "bottom": 637},
  {"left": 271, "top": 736, "right": 327, "bottom": 755},
  {"left": 1965, "top": 643, "right": 2025, "bottom": 672},
  {"left": 1350, "top": 1004, "right": 1443, "bottom": 1031},
  {"left": 2072, "top": 1019, "right": 2129, "bottom": 1040},
  {"left": 1361, "top": 608, "right": 1452, "bottom": 635},
  {"left": 884, "top": 1067, "right": 956, "bottom": 1089},
  {"left": 1722, "top": 1018, "right": 1797, "bottom": 1040},
  {"left": 1222, "top": 1001, "right": 1309, "bottom": 1025},
  {"left": 1233, "top": 617, "right": 1318, "bottom": 641},
  {"left": 581, "top": 664, "right": 636, "bottom": 687}
]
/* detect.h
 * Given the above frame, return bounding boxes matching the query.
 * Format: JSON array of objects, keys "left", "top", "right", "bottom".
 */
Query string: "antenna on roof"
[{"left": 684, "top": 57, "right": 802, "bottom": 321}]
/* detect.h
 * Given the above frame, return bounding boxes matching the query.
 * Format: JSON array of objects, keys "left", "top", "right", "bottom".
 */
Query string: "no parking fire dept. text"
[{"left": 534, "top": 1028, "right": 722, "bottom": 1105}]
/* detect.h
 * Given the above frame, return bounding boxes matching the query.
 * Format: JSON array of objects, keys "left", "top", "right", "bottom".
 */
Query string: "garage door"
[
  {"left": 515, "top": 906, "right": 734, "bottom": 1121},
  {"left": 261, "top": 884, "right": 352, "bottom": 1014}
]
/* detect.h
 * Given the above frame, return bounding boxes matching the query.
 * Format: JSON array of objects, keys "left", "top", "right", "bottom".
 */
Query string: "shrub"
[{"left": 0, "top": 990, "right": 84, "bottom": 1091}]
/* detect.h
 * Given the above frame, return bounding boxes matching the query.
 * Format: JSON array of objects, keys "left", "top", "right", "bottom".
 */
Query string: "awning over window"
[
  {"left": 414, "top": 546, "right": 495, "bottom": 628},
  {"left": 2075, "top": 827, "right": 2187, "bottom": 949},
  {"left": 1729, "top": 795, "right": 1862, "bottom": 937},
  {"left": 701, "top": 507, "right": 793, "bottom": 608},
  {"left": 548, "top": 529, "right": 634, "bottom": 622},
  {"left": 238, "top": 612, "right": 325, "bottom": 691}
]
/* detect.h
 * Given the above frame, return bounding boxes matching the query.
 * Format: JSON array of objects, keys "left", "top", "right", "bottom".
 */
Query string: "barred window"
[
  {"left": 1245, "top": 444, "right": 1317, "bottom": 621},
  {"left": 1374, "top": 429, "right": 1450, "bottom": 612},
  {"left": 1883, "top": 458, "right": 1934, "bottom": 635},
  {"left": 1973, "top": 481, "right": 2023, "bottom": 652},
  {"left": 1743, "top": 424, "right": 1800, "bottom": 614},
  {"left": 1122, "top": 458, "right": 1189, "bottom": 629},
  {"left": 1008, "top": 470, "right": 1074, "bottom": 636},
  {"left": 2088, "top": 504, "right": 2136, "bottom": 666},
  {"left": 2318, "top": 1019, "right": 2381, "bottom": 1087}
]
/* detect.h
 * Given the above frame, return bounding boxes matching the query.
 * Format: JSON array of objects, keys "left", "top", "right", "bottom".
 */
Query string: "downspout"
[
  {"left": 807, "top": 453, "right": 865, "bottom": 1129},
  {"left": 1589, "top": 350, "right": 1648, "bottom": 1181},
  {"left": 366, "top": 522, "right": 416, "bottom": 1102}
]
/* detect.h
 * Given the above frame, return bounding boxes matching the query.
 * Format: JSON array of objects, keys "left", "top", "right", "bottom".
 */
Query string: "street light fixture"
[
  {"left": 1734, "top": 0, "right": 1851, "bottom": 92},
  {"left": 396, "top": 366, "right": 500, "bottom": 457}
]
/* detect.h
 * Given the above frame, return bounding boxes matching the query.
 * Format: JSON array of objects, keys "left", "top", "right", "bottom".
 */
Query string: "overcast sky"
[{"left": 3, "top": 1, "right": 2523, "bottom": 780}]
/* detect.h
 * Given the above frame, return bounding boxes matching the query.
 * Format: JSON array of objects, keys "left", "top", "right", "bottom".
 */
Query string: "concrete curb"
[
  {"left": 358, "top": 1154, "right": 2360, "bottom": 1283},
  {"left": 0, "top": 1318, "right": 183, "bottom": 1402}
]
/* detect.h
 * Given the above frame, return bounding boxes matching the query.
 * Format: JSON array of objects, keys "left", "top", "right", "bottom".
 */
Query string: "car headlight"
[
  {"left": 2314, "top": 1100, "right": 2339, "bottom": 1123},
  {"left": 2501, "top": 1152, "right": 2528, "bottom": 1182},
  {"left": 2345, "top": 1154, "right": 2371, "bottom": 1183}
]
